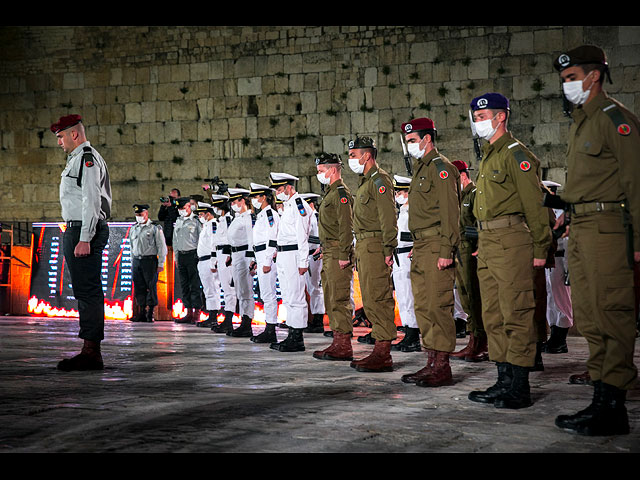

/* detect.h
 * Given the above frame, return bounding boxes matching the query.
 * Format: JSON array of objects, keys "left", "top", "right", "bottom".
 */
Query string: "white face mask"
[
  {"left": 395, "top": 195, "right": 408, "bottom": 205},
  {"left": 562, "top": 72, "right": 594, "bottom": 105},
  {"left": 407, "top": 142, "right": 425, "bottom": 159},
  {"left": 348, "top": 156, "right": 364, "bottom": 175},
  {"left": 198, "top": 216, "right": 206, "bottom": 224},
  {"left": 135, "top": 215, "right": 145, "bottom": 223},
  {"left": 251, "top": 198, "right": 262, "bottom": 209},
  {"left": 276, "top": 191, "right": 290, "bottom": 202},
  {"left": 178, "top": 209, "right": 188, "bottom": 217},
  {"left": 316, "top": 170, "right": 331, "bottom": 185},
  {"left": 231, "top": 203, "right": 242, "bottom": 213},
  {"left": 474, "top": 116, "right": 499, "bottom": 141}
]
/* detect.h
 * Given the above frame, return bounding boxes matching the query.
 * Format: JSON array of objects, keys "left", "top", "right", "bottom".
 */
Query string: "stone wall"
[{"left": 1, "top": 25, "right": 639, "bottom": 223}]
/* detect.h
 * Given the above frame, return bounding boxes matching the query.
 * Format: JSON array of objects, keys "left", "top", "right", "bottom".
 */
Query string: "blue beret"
[{"left": 470, "top": 93, "right": 510, "bottom": 112}]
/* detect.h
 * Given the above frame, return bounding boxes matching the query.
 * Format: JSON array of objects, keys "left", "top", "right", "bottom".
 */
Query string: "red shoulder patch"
[
  {"left": 439, "top": 170, "right": 448, "bottom": 179},
  {"left": 340, "top": 197, "right": 348, "bottom": 204},
  {"left": 84, "top": 160, "right": 94, "bottom": 167},
  {"left": 378, "top": 185, "right": 386, "bottom": 194},
  {"left": 618, "top": 123, "right": 631, "bottom": 135},
  {"left": 519, "top": 160, "right": 531, "bottom": 172}
]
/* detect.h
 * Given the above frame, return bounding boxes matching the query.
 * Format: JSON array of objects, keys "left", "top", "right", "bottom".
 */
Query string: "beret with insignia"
[
  {"left": 452, "top": 160, "right": 472, "bottom": 173},
  {"left": 347, "top": 136, "right": 376, "bottom": 151},
  {"left": 470, "top": 93, "right": 510, "bottom": 112},
  {"left": 315, "top": 152, "right": 343, "bottom": 166},
  {"left": 401, "top": 117, "right": 435, "bottom": 134},
  {"left": 553, "top": 45, "right": 608, "bottom": 73}
]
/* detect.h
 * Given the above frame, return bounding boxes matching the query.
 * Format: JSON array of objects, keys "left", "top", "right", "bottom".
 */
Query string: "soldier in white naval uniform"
[
  {"left": 52, "top": 114, "right": 112, "bottom": 372},
  {"left": 300, "top": 193, "right": 326, "bottom": 333},
  {"left": 269, "top": 173, "right": 312, "bottom": 352},
  {"left": 248, "top": 183, "right": 281, "bottom": 344},
  {"left": 194, "top": 202, "right": 221, "bottom": 328},
  {"left": 226, "top": 187, "right": 256, "bottom": 337}
]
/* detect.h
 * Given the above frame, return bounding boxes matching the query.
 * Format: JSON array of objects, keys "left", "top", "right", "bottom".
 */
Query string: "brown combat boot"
[
  {"left": 350, "top": 340, "right": 393, "bottom": 372},
  {"left": 465, "top": 332, "right": 488, "bottom": 362},
  {"left": 450, "top": 333, "right": 476, "bottom": 360},
  {"left": 415, "top": 350, "right": 453, "bottom": 387},
  {"left": 313, "top": 331, "right": 353, "bottom": 361},
  {"left": 401, "top": 349, "right": 436, "bottom": 383},
  {"left": 569, "top": 371, "right": 593, "bottom": 385},
  {"left": 57, "top": 340, "right": 104, "bottom": 371}
]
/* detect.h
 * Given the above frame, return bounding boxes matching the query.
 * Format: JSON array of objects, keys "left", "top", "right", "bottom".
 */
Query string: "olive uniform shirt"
[
  {"left": 353, "top": 165, "right": 398, "bottom": 256},
  {"left": 473, "top": 132, "right": 551, "bottom": 259},
  {"left": 407, "top": 149, "right": 461, "bottom": 258},
  {"left": 460, "top": 181, "right": 478, "bottom": 249},
  {"left": 564, "top": 91, "right": 640, "bottom": 251},
  {"left": 318, "top": 179, "right": 354, "bottom": 261}
]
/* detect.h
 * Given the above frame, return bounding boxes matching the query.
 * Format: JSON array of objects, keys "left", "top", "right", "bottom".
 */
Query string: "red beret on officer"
[
  {"left": 452, "top": 160, "right": 470, "bottom": 173},
  {"left": 401, "top": 117, "right": 436, "bottom": 134},
  {"left": 50, "top": 114, "right": 82, "bottom": 134}
]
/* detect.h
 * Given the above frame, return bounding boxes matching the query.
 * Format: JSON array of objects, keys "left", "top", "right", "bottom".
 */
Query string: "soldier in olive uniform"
[
  {"left": 131, "top": 204, "right": 167, "bottom": 322},
  {"left": 347, "top": 136, "right": 398, "bottom": 372},
  {"left": 398, "top": 118, "right": 461, "bottom": 388},
  {"left": 552, "top": 45, "right": 639, "bottom": 436},
  {"left": 173, "top": 197, "right": 203, "bottom": 324},
  {"left": 53, "top": 114, "right": 112, "bottom": 371},
  {"left": 449, "top": 160, "right": 487, "bottom": 362},
  {"left": 312, "top": 153, "right": 356, "bottom": 361},
  {"left": 466, "top": 93, "right": 551, "bottom": 409}
]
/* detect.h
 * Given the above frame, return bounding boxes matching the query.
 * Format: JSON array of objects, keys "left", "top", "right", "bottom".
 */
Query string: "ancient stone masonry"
[{"left": 1, "top": 26, "right": 639, "bottom": 222}]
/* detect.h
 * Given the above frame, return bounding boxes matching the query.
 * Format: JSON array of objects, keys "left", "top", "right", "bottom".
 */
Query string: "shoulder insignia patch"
[
  {"left": 433, "top": 157, "right": 448, "bottom": 180},
  {"left": 520, "top": 160, "right": 531, "bottom": 171},
  {"left": 603, "top": 104, "right": 633, "bottom": 136},
  {"left": 340, "top": 196, "right": 348, "bottom": 204},
  {"left": 439, "top": 170, "right": 448, "bottom": 179},
  {"left": 266, "top": 208, "right": 274, "bottom": 226},
  {"left": 618, "top": 123, "right": 631, "bottom": 136},
  {"left": 338, "top": 187, "right": 350, "bottom": 205},
  {"left": 372, "top": 175, "right": 386, "bottom": 194},
  {"left": 295, "top": 197, "right": 307, "bottom": 216},
  {"left": 212, "top": 222, "right": 217, "bottom": 234}
]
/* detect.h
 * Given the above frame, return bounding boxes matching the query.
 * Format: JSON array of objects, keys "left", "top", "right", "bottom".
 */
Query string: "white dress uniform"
[
  {"left": 300, "top": 194, "right": 325, "bottom": 317},
  {"left": 196, "top": 203, "right": 221, "bottom": 313},
  {"left": 546, "top": 208, "right": 573, "bottom": 328},
  {"left": 392, "top": 201, "right": 418, "bottom": 329},
  {"left": 227, "top": 189, "right": 255, "bottom": 320},
  {"left": 275, "top": 190, "right": 312, "bottom": 329},
  {"left": 251, "top": 190, "right": 280, "bottom": 326},
  {"left": 213, "top": 208, "right": 237, "bottom": 314}
]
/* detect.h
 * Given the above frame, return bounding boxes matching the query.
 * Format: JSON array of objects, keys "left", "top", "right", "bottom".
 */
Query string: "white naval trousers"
[
  {"left": 256, "top": 253, "right": 279, "bottom": 325},
  {"left": 306, "top": 253, "right": 325, "bottom": 315},
  {"left": 392, "top": 249, "right": 418, "bottom": 328},
  {"left": 231, "top": 251, "right": 255, "bottom": 318},
  {"left": 216, "top": 250, "right": 237, "bottom": 313},
  {"left": 276, "top": 249, "right": 308, "bottom": 329},
  {"left": 545, "top": 266, "right": 573, "bottom": 328},
  {"left": 197, "top": 258, "right": 221, "bottom": 311}
]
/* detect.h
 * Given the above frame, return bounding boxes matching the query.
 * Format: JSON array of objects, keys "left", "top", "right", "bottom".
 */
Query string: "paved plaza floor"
[{"left": 0, "top": 316, "right": 638, "bottom": 454}]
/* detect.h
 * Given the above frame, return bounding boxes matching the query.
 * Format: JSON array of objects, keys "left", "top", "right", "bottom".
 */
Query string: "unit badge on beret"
[
  {"left": 477, "top": 98, "right": 488, "bottom": 109},
  {"left": 519, "top": 160, "right": 531, "bottom": 171},
  {"left": 618, "top": 123, "right": 631, "bottom": 135},
  {"left": 348, "top": 140, "right": 355, "bottom": 149},
  {"left": 404, "top": 123, "right": 413, "bottom": 133},
  {"left": 558, "top": 54, "right": 570, "bottom": 68},
  {"left": 439, "top": 170, "right": 448, "bottom": 179}
]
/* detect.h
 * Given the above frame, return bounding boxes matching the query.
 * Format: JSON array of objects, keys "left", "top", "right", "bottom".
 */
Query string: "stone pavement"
[{"left": 0, "top": 316, "right": 638, "bottom": 453}]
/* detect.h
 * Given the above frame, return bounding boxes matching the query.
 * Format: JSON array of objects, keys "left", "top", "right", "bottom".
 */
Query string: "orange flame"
[{"left": 27, "top": 295, "right": 133, "bottom": 320}]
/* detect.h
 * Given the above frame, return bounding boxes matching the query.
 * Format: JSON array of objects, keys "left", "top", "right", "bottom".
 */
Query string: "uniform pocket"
[
  {"left": 488, "top": 171, "right": 507, "bottom": 184},
  {"left": 600, "top": 274, "right": 634, "bottom": 311},
  {"left": 511, "top": 278, "right": 535, "bottom": 311}
]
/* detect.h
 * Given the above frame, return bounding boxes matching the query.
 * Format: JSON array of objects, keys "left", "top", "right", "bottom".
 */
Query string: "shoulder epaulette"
[
  {"left": 602, "top": 103, "right": 633, "bottom": 136},
  {"left": 266, "top": 208, "right": 274, "bottom": 226},
  {"left": 212, "top": 222, "right": 217, "bottom": 234},
  {"left": 76, "top": 146, "right": 95, "bottom": 187},
  {"left": 371, "top": 173, "right": 387, "bottom": 194},
  {"left": 508, "top": 142, "right": 533, "bottom": 172},
  {"left": 337, "top": 186, "right": 350, "bottom": 204},
  {"left": 433, "top": 157, "right": 449, "bottom": 180},
  {"left": 295, "top": 197, "right": 307, "bottom": 216},
  {"left": 225, "top": 216, "right": 232, "bottom": 227}
]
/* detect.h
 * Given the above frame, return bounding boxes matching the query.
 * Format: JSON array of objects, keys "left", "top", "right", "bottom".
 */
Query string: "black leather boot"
[
  {"left": 251, "top": 323, "right": 278, "bottom": 343},
  {"left": 146, "top": 306, "right": 155, "bottom": 322},
  {"left": 196, "top": 310, "right": 216, "bottom": 328},
  {"left": 542, "top": 326, "right": 569, "bottom": 353},
  {"left": 211, "top": 310, "right": 234, "bottom": 334},
  {"left": 529, "top": 341, "right": 544, "bottom": 371},
  {"left": 555, "top": 381, "right": 630, "bottom": 436},
  {"left": 468, "top": 362, "right": 513, "bottom": 404},
  {"left": 228, "top": 314, "right": 254, "bottom": 337},
  {"left": 391, "top": 327, "right": 421, "bottom": 352},
  {"left": 270, "top": 327, "right": 305, "bottom": 352},
  {"left": 494, "top": 364, "right": 533, "bottom": 409},
  {"left": 132, "top": 304, "right": 147, "bottom": 322},
  {"left": 304, "top": 313, "right": 325, "bottom": 333},
  {"left": 357, "top": 331, "right": 375, "bottom": 344}
]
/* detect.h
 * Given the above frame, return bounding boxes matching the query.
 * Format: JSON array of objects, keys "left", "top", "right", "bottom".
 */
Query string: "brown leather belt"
[{"left": 477, "top": 214, "right": 524, "bottom": 231}]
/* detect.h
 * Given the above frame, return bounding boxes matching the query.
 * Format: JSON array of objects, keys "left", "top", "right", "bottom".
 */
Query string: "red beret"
[
  {"left": 452, "top": 160, "right": 469, "bottom": 172},
  {"left": 50, "top": 114, "right": 82, "bottom": 134},
  {"left": 401, "top": 117, "right": 435, "bottom": 134}
]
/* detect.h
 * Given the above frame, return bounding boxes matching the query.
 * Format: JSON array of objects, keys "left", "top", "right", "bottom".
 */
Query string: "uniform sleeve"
[
  {"left": 156, "top": 226, "right": 168, "bottom": 268},
  {"left": 245, "top": 214, "right": 254, "bottom": 250},
  {"left": 79, "top": 156, "right": 105, "bottom": 242},
  {"left": 434, "top": 163, "right": 461, "bottom": 258},
  {"left": 337, "top": 190, "right": 355, "bottom": 261},
  {"left": 295, "top": 201, "right": 311, "bottom": 269},
  {"left": 265, "top": 210, "right": 279, "bottom": 267},
  {"left": 508, "top": 149, "right": 552, "bottom": 259},
  {"left": 604, "top": 108, "right": 640, "bottom": 251},
  {"left": 374, "top": 175, "right": 399, "bottom": 257}
]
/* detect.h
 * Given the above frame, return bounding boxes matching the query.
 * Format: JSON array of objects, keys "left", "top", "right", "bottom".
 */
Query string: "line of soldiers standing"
[{"left": 126, "top": 44, "right": 638, "bottom": 437}]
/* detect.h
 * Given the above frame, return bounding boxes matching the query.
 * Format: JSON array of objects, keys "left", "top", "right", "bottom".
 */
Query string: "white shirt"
[
  {"left": 253, "top": 205, "right": 280, "bottom": 267},
  {"left": 277, "top": 192, "right": 312, "bottom": 269}
]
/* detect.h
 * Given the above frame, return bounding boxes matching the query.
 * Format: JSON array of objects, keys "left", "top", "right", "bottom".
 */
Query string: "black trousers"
[
  {"left": 63, "top": 220, "right": 110, "bottom": 342},
  {"left": 133, "top": 256, "right": 159, "bottom": 307},
  {"left": 177, "top": 250, "right": 202, "bottom": 309}
]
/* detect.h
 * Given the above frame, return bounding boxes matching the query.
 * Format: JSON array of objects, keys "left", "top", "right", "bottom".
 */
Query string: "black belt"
[
  {"left": 216, "top": 244, "right": 231, "bottom": 254},
  {"left": 277, "top": 244, "right": 298, "bottom": 252},
  {"left": 395, "top": 246, "right": 412, "bottom": 254},
  {"left": 178, "top": 249, "right": 197, "bottom": 255},
  {"left": 133, "top": 255, "right": 157, "bottom": 260},
  {"left": 199, "top": 254, "right": 212, "bottom": 261},
  {"left": 66, "top": 219, "right": 107, "bottom": 228},
  {"left": 231, "top": 245, "right": 249, "bottom": 253},
  {"left": 254, "top": 240, "right": 277, "bottom": 252},
  {"left": 309, "top": 235, "right": 321, "bottom": 245}
]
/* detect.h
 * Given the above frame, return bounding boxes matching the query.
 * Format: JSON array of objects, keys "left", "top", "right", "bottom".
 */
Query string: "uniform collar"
[
  {"left": 575, "top": 90, "right": 609, "bottom": 120},
  {"left": 327, "top": 178, "right": 344, "bottom": 192},
  {"left": 67, "top": 140, "right": 91, "bottom": 160},
  {"left": 462, "top": 181, "right": 476, "bottom": 194},
  {"left": 484, "top": 131, "right": 514, "bottom": 156},
  {"left": 285, "top": 192, "right": 299, "bottom": 204},
  {"left": 419, "top": 148, "right": 440, "bottom": 167}
]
